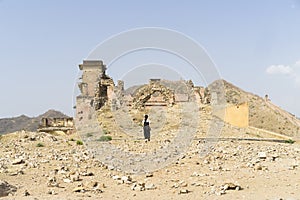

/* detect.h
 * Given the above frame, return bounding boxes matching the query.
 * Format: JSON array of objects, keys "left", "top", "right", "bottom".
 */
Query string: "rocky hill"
[
  {"left": 213, "top": 80, "right": 300, "bottom": 137},
  {"left": 0, "top": 110, "right": 70, "bottom": 135},
  {"left": 126, "top": 79, "right": 300, "bottom": 137}
]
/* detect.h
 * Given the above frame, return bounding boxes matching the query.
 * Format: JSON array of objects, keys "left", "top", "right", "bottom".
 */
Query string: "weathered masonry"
[
  {"left": 75, "top": 60, "right": 249, "bottom": 128},
  {"left": 75, "top": 60, "right": 114, "bottom": 125},
  {"left": 38, "top": 117, "right": 74, "bottom": 134}
]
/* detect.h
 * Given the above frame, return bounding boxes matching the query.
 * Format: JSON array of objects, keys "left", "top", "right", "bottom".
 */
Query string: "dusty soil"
[{"left": 1, "top": 109, "right": 300, "bottom": 200}]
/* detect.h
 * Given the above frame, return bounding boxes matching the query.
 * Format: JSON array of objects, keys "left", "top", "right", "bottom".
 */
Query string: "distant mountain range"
[{"left": 0, "top": 110, "right": 70, "bottom": 135}]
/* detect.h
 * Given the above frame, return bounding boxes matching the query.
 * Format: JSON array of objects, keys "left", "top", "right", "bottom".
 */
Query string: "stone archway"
[{"left": 132, "top": 83, "right": 175, "bottom": 108}]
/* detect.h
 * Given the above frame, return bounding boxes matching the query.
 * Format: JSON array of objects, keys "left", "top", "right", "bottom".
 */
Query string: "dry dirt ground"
[
  {"left": 1, "top": 106, "right": 300, "bottom": 200},
  {"left": 0, "top": 134, "right": 300, "bottom": 199}
]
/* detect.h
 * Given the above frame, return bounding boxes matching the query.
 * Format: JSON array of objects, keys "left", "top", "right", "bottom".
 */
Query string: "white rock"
[
  {"left": 63, "top": 179, "right": 72, "bottom": 183},
  {"left": 258, "top": 152, "right": 267, "bottom": 159},
  {"left": 179, "top": 189, "right": 189, "bottom": 194},
  {"left": 145, "top": 183, "right": 156, "bottom": 190},
  {"left": 73, "top": 187, "right": 85, "bottom": 193},
  {"left": 70, "top": 174, "right": 80, "bottom": 182},
  {"left": 112, "top": 175, "right": 120, "bottom": 180}
]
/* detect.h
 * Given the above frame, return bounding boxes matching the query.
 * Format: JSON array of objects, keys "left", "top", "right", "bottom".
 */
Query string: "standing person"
[{"left": 143, "top": 114, "right": 151, "bottom": 141}]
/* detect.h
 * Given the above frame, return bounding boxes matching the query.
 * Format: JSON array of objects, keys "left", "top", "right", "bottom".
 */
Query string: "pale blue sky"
[{"left": 1, "top": 0, "right": 300, "bottom": 118}]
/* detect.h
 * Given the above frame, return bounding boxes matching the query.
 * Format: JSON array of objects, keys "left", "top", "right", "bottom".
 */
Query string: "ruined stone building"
[
  {"left": 38, "top": 117, "right": 74, "bottom": 134},
  {"left": 75, "top": 60, "right": 249, "bottom": 128},
  {"left": 75, "top": 60, "right": 115, "bottom": 125},
  {"left": 75, "top": 60, "right": 209, "bottom": 119}
]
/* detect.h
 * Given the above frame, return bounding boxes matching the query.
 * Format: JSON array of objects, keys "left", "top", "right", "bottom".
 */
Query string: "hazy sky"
[{"left": 1, "top": 0, "right": 300, "bottom": 118}]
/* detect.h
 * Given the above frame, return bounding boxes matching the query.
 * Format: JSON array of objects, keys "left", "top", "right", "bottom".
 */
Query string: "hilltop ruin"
[
  {"left": 75, "top": 60, "right": 211, "bottom": 122},
  {"left": 74, "top": 60, "right": 255, "bottom": 130}
]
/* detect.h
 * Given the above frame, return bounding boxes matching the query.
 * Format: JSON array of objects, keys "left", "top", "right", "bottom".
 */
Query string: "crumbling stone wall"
[
  {"left": 76, "top": 60, "right": 213, "bottom": 125},
  {"left": 76, "top": 60, "right": 114, "bottom": 124},
  {"left": 132, "top": 81, "right": 175, "bottom": 109},
  {"left": 194, "top": 86, "right": 210, "bottom": 104},
  {"left": 40, "top": 118, "right": 73, "bottom": 128},
  {"left": 38, "top": 117, "right": 74, "bottom": 134}
]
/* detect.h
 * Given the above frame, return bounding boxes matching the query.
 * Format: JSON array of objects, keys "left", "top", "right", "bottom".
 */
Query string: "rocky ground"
[{"left": 1, "top": 118, "right": 300, "bottom": 199}]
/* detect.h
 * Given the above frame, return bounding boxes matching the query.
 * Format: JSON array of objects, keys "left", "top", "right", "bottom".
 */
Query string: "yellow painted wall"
[{"left": 224, "top": 102, "right": 249, "bottom": 127}]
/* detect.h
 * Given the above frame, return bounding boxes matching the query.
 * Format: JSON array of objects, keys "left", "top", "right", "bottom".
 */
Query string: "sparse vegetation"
[
  {"left": 86, "top": 133, "right": 93, "bottom": 137},
  {"left": 69, "top": 138, "right": 75, "bottom": 141},
  {"left": 284, "top": 139, "right": 295, "bottom": 144},
  {"left": 76, "top": 140, "right": 83, "bottom": 145},
  {"left": 102, "top": 129, "right": 110, "bottom": 135},
  {"left": 97, "top": 135, "right": 112, "bottom": 142},
  {"left": 36, "top": 142, "right": 44, "bottom": 147}
]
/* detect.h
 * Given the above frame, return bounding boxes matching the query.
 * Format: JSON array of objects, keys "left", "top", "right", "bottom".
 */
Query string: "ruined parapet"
[
  {"left": 38, "top": 117, "right": 74, "bottom": 134},
  {"left": 185, "top": 79, "right": 197, "bottom": 101},
  {"left": 194, "top": 86, "right": 209, "bottom": 104},
  {"left": 94, "top": 77, "right": 115, "bottom": 110},
  {"left": 117, "top": 80, "right": 124, "bottom": 91},
  {"left": 132, "top": 80, "right": 175, "bottom": 109},
  {"left": 78, "top": 60, "right": 106, "bottom": 97},
  {"left": 112, "top": 80, "right": 125, "bottom": 110},
  {"left": 76, "top": 60, "right": 114, "bottom": 124}
]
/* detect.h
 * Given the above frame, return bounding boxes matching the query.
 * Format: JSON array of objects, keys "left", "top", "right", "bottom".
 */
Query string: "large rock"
[
  {"left": 12, "top": 158, "right": 24, "bottom": 165},
  {"left": 0, "top": 180, "right": 17, "bottom": 197}
]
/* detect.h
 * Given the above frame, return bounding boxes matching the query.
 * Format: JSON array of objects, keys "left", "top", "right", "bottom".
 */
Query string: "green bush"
[
  {"left": 97, "top": 135, "right": 112, "bottom": 142},
  {"left": 284, "top": 139, "right": 295, "bottom": 144},
  {"left": 36, "top": 142, "right": 44, "bottom": 147},
  {"left": 76, "top": 140, "right": 83, "bottom": 145}
]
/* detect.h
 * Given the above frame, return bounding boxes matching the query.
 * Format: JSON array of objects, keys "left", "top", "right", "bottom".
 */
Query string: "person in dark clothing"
[{"left": 142, "top": 114, "right": 151, "bottom": 141}]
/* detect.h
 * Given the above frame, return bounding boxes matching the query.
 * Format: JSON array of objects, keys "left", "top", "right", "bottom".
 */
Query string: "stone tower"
[
  {"left": 76, "top": 60, "right": 114, "bottom": 126},
  {"left": 78, "top": 60, "right": 106, "bottom": 97}
]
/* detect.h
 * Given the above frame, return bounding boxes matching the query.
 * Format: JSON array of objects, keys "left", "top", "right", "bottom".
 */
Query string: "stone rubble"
[
  {"left": 0, "top": 180, "right": 17, "bottom": 197},
  {"left": 0, "top": 130, "right": 299, "bottom": 199}
]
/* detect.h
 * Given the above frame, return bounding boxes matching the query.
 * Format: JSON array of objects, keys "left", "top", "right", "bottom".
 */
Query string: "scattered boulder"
[
  {"left": 222, "top": 183, "right": 241, "bottom": 191},
  {"left": 0, "top": 180, "right": 17, "bottom": 197},
  {"left": 258, "top": 152, "right": 267, "bottom": 159},
  {"left": 131, "top": 182, "right": 146, "bottom": 191},
  {"left": 47, "top": 176, "right": 59, "bottom": 187},
  {"left": 179, "top": 189, "right": 190, "bottom": 194},
  {"left": 73, "top": 186, "right": 86, "bottom": 193},
  {"left": 47, "top": 189, "right": 57, "bottom": 195},
  {"left": 145, "top": 172, "right": 153, "bottom": 178},
  {"left": 145, "top": 183, "right": 156, "bottom": 190},
  {"left": 121, "top": 176, "right": 132, "bottom": 184},
  {"left": 112, "top": 175, "right": 120, "bottom": 180},
  {"left": 24, "top": 190, "right": 30, "bottom": 196},
  {"left": 63, "top": 178, "right": 72, "bottom": 183},
  {"left": 70, "top": 174, "right": 81, "bottom": 182},
  {"left": 12, "top": 158, "right": 25, "bottom": 165}
]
